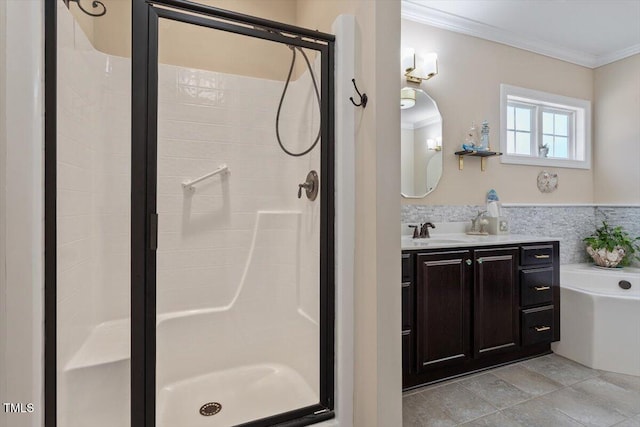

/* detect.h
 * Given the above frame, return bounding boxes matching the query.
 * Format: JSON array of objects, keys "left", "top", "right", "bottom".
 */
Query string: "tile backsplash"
[{"left": 402, "top": 204, "right": 640, "bottom": 265}]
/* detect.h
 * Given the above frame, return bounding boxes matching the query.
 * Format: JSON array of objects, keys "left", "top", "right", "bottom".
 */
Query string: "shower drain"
[{"left": 199, "top": 402, "right": 222, "bottom": 416}]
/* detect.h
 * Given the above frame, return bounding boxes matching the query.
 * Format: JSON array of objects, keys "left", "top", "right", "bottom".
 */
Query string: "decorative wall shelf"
[{"left": 454, "top": 150, "right": 503, "bottom": 171}]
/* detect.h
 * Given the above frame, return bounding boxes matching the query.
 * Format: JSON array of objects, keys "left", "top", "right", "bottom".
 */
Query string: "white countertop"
[
  {"left": 401, "top": 232, "right": 559, "bottom": 251},
  {"left": 401, "top": 222, "right": 558, "bottom": 250}
]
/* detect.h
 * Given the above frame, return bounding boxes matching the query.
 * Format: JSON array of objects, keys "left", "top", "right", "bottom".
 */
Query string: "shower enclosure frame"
[
  {"left": 43, "top": 0, "right": 335, "bottom": 426},
  {"left": 132, "top": 2, "right": 335, "bottom": 425}
]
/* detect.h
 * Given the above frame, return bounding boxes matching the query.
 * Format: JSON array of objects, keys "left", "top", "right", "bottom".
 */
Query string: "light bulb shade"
[
  {"left": 401, "top": 48, "right": 416, "bottom": 73},
  {"left": 423, "top": 53, "right": 438, "bottom": 79},
  {"left": 427, "top": 139, "right": 436, "bottom": 149},
  {"left": 403, "top": 49, "right": 438, "bottom": 83},
  {"left": 400, "top": 88, "right": 416, "bottom": 109}
]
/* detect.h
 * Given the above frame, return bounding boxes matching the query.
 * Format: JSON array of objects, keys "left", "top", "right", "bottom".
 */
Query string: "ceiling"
[{"left": 402, "top": 0, "right": 640, "bottom": 68}]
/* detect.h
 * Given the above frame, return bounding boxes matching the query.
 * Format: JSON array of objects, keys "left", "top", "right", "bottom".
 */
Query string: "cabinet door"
[
  {"left": 474, "top": 247, "right": 519, "bottom": 357},
  {"left": 416, "top": 250, "right": 473, "bottom": 371}
]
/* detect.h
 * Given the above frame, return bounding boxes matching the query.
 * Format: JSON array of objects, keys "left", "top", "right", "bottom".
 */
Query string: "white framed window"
[{"left": 500, "top": 84, "right": 591, "bottom": 169}]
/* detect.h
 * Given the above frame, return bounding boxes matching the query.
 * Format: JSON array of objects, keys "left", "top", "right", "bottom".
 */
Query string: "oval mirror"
[{"left": 401, "top": 87, "right": 443, "bottom": 198}]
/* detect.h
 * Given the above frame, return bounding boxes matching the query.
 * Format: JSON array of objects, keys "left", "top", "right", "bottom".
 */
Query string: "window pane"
[
  {"left": 515, "top": 131, "right": 531, "bottom": 155},
  {"left": 507, "top": 131, "right": 515, "bottom": 153},
  {"left": 507, "top": 106, "right": 514, "bottom": 129},
  {"left": 553, "top": 136, "right": 568, "bottom": 158},
  {"left": 515, "top": 108, "right": 531, "bottom": 131},
  {"left": 502, "top": 85, "right": 589, "bottom": 167},
  {"left": 543, "top": 112, "right": 553, "bottom": 134},
  {"left": 541, "top": 134, "right": 553, "bottom": 157},
  {"left": 555, "top": 114, "right": 568, "bottom": 136}
]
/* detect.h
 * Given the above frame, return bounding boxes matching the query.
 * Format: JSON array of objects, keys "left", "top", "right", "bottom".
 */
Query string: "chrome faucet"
[{"left": 420, "top": 222, "right": 436, "bottom": 238}]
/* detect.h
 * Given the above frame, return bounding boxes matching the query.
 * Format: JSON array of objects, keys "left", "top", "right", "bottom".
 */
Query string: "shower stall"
[{"left": 48, "top": 1, "right": 335, "bottom": 426}]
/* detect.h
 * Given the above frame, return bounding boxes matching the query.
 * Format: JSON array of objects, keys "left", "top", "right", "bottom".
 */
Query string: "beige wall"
[
  {"left": 70, "top": 0, "right": 300, "bottom": 80},
  {"left": 401, "top": 20, "right": 595, "bottom": 206},
  {"left": 593, "top": 54, "right": 640, "bottom": 204},
  {"left": 298, "top": 2, "right": 403, "bottom": 425},
  {"left": 0, "top": 0, "right": 6, "bottom": 421}
]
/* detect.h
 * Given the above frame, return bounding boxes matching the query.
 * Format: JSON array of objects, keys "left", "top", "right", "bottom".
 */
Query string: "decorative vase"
[{"left": 586, "top": 245, "right": 626, "bottom": 268}]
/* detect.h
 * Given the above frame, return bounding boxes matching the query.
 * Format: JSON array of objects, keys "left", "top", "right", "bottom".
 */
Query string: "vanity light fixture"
[
  {"left": 400, "top": 88, "right": 416, "bottom": 109},
  {"left": 403, "top": 48, "right": 438, "bottom": 84},
  {"left": 427, "top": 138, "right": 442, "bottom": 151}
]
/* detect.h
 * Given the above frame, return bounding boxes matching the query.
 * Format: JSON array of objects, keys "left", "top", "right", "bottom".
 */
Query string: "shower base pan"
[{"left": 157, "top": 363, "right": 318, "bottom": 427}]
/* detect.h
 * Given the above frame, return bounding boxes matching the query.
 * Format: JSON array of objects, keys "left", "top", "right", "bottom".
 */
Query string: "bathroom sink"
[
  {"left": 427, "top": 238, "right": 470, "bottom": 243},
  {"left": 401, "top": 236, "right": 474, "bottom": 247}
]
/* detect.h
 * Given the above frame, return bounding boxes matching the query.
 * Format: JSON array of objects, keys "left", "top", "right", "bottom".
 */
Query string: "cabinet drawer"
[
  {"left": 521, "top": 268, "right": 553, "bottom": 307},
  {"left": 522, "top": 306, "right": 554, "bottom": 346},
  {"left": 521, "top": 245, "right": 554, "bottom": 266},
  {"left": 402, "top": 282, "right": 413, "bottom": 331},
  {"left": 402, "top": 253, "right": 414, "bottom": 283}
]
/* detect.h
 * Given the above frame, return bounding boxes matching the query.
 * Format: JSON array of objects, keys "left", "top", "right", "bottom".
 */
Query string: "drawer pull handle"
[
  {"left": 534, "top": 286, "right": 550, "bottom": 291},
  {"left": 534, "top": 254, "right": 550, "bottom": 259},
  {"left": 466, "top": 259, "right": 472, "bottom": 266},
  {"left": 477, "top": 258, "right": 483, "bottom": 264},
  {"left": 535, "top": 326, "right": 551, "bottom": 332}
]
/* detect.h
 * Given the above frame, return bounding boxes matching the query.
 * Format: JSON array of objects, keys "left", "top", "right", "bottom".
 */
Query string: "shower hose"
[{"left": 275, "top": 46, "right": 321, "bottom": 157}]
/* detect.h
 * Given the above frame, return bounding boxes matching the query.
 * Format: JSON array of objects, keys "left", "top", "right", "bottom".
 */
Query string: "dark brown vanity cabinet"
[
  {"left": 519, "top": 244, "right": 560, "bottom": 344},
  {"left": 473, "top": 248, "right": 519, "bottom": 358},
  {"left": 416, "top": 251, "right": 473, "bottom": 371},
  {"left": 401, "top": 253, "right": 415, "bottom": 383},
  {"left": 402, "top": 241, "right": 559, "bottom": 390}
]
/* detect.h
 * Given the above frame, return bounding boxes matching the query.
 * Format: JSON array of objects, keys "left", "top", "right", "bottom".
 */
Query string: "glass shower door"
[{"left": 131, "top": 3, "right": 334, "bottom": 426}]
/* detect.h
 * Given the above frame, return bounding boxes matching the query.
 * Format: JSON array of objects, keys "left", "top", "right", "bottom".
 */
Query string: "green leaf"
[{"left": 583, "top": 221, "right": 640, "bottom": 266}]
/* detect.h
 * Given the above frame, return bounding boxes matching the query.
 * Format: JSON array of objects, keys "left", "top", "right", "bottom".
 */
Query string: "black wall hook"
[
  {"left": 66, "top": 0, "right": 107, "bottom": 17},
  {"left": 349, "top": 78, "right": 368, "bottom": 108}
]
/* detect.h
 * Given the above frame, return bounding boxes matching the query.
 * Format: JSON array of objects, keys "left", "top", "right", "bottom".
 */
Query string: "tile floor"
[{"left": 403, "top": 354, "right": 640, "bottom": 427}]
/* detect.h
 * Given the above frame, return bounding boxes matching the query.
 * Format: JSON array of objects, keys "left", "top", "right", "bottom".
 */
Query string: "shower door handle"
[{"left": 149, "top": 213, "right": 158, "bottom": 250}]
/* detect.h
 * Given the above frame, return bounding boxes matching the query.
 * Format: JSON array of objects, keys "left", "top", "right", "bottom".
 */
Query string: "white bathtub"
[{"left": 552, "top": 263, "right": 640, "bottom": 376}]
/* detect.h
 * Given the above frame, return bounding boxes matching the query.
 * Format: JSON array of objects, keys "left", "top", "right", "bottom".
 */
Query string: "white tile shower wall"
[
  {"left": 402, "top": 205, "right": 640, "bottom": 265},
  {"left": 58, "top": 8, "right": 131, "bottom": 345},
  {"left": 57, "top": 4, "right": 132, "bottom": 427},
  {"left": 94, "top": 56, "right": 131, "bottom": 323},
  {"left": 57, "top": 6, "right": 101, "bottom": 367},
  {"left": 155, "top": 53, "right": 321, "bottom": 393},
  {"left": 156, "top": 57, "right": 320, "bottom": 316}
]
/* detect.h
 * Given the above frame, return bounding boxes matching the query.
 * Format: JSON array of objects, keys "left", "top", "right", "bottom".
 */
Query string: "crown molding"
[
  {"left": 593, "top": 43, "right": 640, "bottom": 68},
  {"left": 401, "top": 0, "right": 638, "bottom": 69}
]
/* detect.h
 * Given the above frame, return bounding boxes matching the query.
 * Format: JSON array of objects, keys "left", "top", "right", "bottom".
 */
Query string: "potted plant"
[{"left": 583, "top": 221, "right": 640, "bottom": 268}]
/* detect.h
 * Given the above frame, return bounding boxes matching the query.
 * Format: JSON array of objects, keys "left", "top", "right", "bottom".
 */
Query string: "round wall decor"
[{"left": 537, "top": 170, "right": 558, "bottom": 193}]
